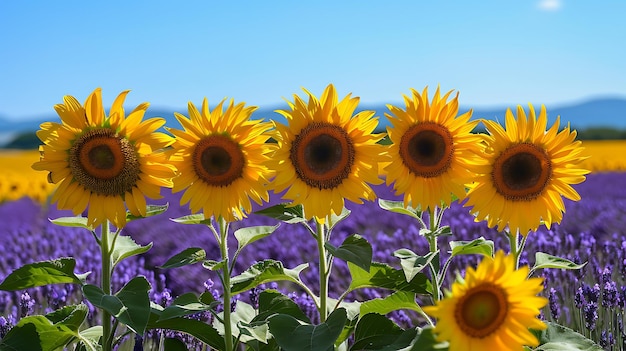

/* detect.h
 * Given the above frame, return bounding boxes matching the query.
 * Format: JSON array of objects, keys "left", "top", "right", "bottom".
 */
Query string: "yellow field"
[{"left": 1, "top": 140, "right": 624, "bottom": 203}]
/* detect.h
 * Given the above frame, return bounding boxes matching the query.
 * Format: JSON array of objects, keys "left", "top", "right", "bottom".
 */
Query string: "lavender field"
[{"left": 1, "top": 171, "right": 625, "bottom": 349}]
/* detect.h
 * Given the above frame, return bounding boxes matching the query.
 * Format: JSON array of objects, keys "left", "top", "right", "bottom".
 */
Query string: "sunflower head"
[
  {"left": 384, "top": 86, "right": 484, "bottom": 210},
  {"left": 465, "top": 104, "right": 589, "bottom": 234},
  {"left": 268, "top": 84, "right": 386, "bottom": 222},
  {"left": 167, "top": 98, "right": 275, "bottom": 222},
  {"left": 32, "top": 88, "right": 175, "bottom": 228},
  {"left": 423, "top": 251, "right": 547, "bottom": 351}
]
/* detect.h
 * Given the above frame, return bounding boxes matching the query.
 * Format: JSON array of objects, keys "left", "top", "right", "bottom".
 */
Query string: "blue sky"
[{"left": 1, "top": 0, "right": 625, "bottom": 120}]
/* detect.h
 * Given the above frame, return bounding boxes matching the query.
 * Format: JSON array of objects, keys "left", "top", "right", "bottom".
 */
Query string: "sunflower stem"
[
  {"left": 315, "top": 218, "right": 330, "bottom": 322},
  {"left": 101, "top": 220, "right": 114, "bottom": 351},
  {"left": 218, "top": 216, "right": 234, "bottom": 351},
  {"left": 507, "top": 230, "right": 528, "bottom": 269},
  {"left": 426, "top": 207, "right": 442, "bottom": 302}
]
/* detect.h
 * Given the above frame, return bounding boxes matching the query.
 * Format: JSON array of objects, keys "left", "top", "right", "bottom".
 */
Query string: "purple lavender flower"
[{"left": 548, "top": 288, "right": 561, "bottom": 320}]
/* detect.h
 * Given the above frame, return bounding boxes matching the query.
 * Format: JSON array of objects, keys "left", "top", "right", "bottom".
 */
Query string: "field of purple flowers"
[{"left": 1, "top": 171, "right": 625, "bottom": 349}]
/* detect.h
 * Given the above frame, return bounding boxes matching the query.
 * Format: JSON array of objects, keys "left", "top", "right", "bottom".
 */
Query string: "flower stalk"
[
  {"left": 218, "top": 216, "right": 234, "bottom": 351},
  {"left": 101, "top": 219, "right": 113, "bottom": 351},
  {"left": 315, "top": 218, "right": 330, "bottom": 322}
]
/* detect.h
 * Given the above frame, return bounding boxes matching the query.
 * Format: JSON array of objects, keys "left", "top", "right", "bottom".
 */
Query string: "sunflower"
[
  {"left": 167, "top": 98, "right": 275, "bottom": 222},
  {"left": 32, "top": 88, "right": 175, "bottom": 228},
  {"left": 384, "top": 87, "right": 483, "bottom": 209},
  {"left": 465, "top": 104, "right": 589, "bottom": 234},
  {"left": 423, "top": 250, "right": 547, "bottom": 351},
  {"left": 269, "top": 84, "right": 385, "bottom": 221}
]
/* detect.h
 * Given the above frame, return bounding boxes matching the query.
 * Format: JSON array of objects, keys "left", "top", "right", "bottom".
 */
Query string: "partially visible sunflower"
[
  {"left": 167, "top": 98, "right": 275, "bottom": 222},
  {"left": 384, "top": 87, "right": 483, "bottom": 209},
  {"left": 269, "top": 84, "right": 385, "bottom": 221},
  {"left": 465, "top": 104, "right": 589, "bottom": 234},
  {"left": 32, "top": 88, "right": 175, "bottom": 228},
  {"left": 423, "top": 250, "right": 547, "bottom": 351}
]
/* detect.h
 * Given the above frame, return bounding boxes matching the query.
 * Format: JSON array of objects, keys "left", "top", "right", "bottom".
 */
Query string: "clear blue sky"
[{"left": 1, "top": 0, "right": 625, "bottom": 120}]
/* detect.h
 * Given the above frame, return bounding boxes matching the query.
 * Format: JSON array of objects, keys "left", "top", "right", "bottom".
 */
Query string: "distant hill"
[{"left": 2, "top": 96, "right": 625, "bottom": 147}]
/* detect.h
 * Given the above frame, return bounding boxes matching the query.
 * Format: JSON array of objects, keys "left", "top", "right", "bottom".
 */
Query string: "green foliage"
[
  {"left": 158, "top": 247, "right": 207, "bottom": 269},
  {"left": 394, "top": 249, "right": 437, "bottom": 282},
  {"left": 0, "top": 258, "right": 88, "bottom": 291},
  {"left": 268, "top": 308, "right": 347, "bottom": 351},
  {"left": 347, "top": 262, "right": 431, "bottom": 295},
  {"left": 449, "top": 237, "right": 494, "bottom": 258},
  {"left": 325, "top": 234, "right": 373, "bottom": 272},
  {"left": 530, "top": 252, "right": 587, "bottom": 275},
  {"left": 230, "top": 260, "right": 309, "bottom": 295},
  {"left": 532, "top": 322, "right": 603, "bottom": 350}
]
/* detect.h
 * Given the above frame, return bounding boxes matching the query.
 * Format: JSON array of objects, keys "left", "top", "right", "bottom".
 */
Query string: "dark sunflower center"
[
  {"left": 455, "top": 284, "right": 508, "bottom": 338},
  {"left": 492, "top": 143, "right": 552, "bottom": 201},
  {"left": 399, "top": 122, "right": 454, "bottom": 178},
  {"left": 193, "top": 135, "right": 245, "bottom": 187},
  {"left": 69, "top": 128, "right": 141, "bottom": 196},
  {"left": 290, "top": 122, "right": 355, "bottom": 190}
]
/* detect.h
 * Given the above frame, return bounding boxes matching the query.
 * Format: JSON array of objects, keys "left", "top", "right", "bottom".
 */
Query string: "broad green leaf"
[
  {"left": 351, "top": 313, "right": 412, "bottom": 351},
  {"left": 328, "top": 207, "right": 351, "bottom": 231},
  {"left": 532, "top": 322, "right": 602, "bottom": 351},
  {"left": 347, "top": 262, "right": 431, "bottom": 295},
  {"left": 110, "top": 235, "right": 152, "bottom": 268},
  {"left": 394, "top": 249, "right": 437, "bottom": 282},
  {"left": 235, "top": 224, "right": 280, "bottom": 251},
  {"left": 163, "top": 337, "right": 188, "bottom": 351},
  {"left": 254, "top": 289, "right": 310, "bottom": 323},
  {"left": 531, "top": 253, "right": 586, "bottom": 274},
  {"left": 255, "top": 203, "right": 307, "bottom": 224},
  {"left": 158, "top": 247, "right": 206, "bottom": 269},
  {"left": 147, "top": 303, "right": 225, "bottom": 351},
  {"left": 0, "top": 304, "right": 88, "bottom": 351},
  {"left": 76, "top": 326, "right": 102, "bottom": 351},
  {"left": 49, "top": 216, "right": 93, "bottom": 231},
  {"left": 325, "top": 234, "right": 373, "bottom": 272},
  {"left": 269, "top": 308, "right": 347, "bottom": 351},
  {"left": 449, "top": 237, "right": 494, "bottom": 258},
  {"left": 409, "top": 327, "right": 449, "bottom": 350},
  {"left": 82, "top": 276, "right": 151, "bottom": 335},
  {"left": 169, "top": 214, "right": 213, "bottom": 226},
  {"left": 0, "top": 258, "right": 89, "bottom": 291},
  {"left": 158, "top": 292, "right": 218, "bottom": 321},
  {"left": 359, "top": 291, "right": 423, "bottom": 318},
  {"left": 230, "top": 260, "right": 309, "bottom": 295},
  {"left": 214, "top": 301, "right": 265, "bottom": 344},
  {"left": 126, "top": 203, "right": 169, "bottom": 222},
  {"left": 378, "top": 199, "right": 422, "bottom": 220}
]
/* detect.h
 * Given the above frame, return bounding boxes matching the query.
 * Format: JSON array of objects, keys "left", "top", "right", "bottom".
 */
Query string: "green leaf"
[
  {"left": 82, "top": 276, "right": 151, "bottom": 335},
  {"left": 158, "top": 247, "right": 206, "bottom": 269},
  {"left": 158, "top": 292, "right": 218, "bottom": 321},
  {"left": 230, "top": 260, "right": 309, "bottom": 295},
  {"left": 378, "top": 199, "right": 422, "bottom": 220},
  {"left": 394, "top": 249, "right": 437, "bottom": 282},
  {"left": 254, "top": 289, "right": 311, "bottom": 323},
  {"left": 347, "top": 262, "right": 431, "bottom": 295},
  {"left": 164, "top": 337, "right": 188, "bottom": 351},
  {"left": 235, "top": 224, "right": 280, "bottom": 252},
  {"left": 359, "top": 291, "right": 423, "bottom": 318},
  {"left": 214, "top": 301, "right": 265, "bottom": 344},
  {"left": 532, "top": 322, "right": 602, "bottom": 351},
  {"left": 328, "top": 207, "right": 351, "bottom": 231},
  {"left": 76, "top": 326, "right": 102, "bottom": 351},
  {"left": 255, "top": 203, "right": 307, "bottom": 224},
  {"left": 49, "top": 216, "right": 94, "bottom": 231},
  {"left": 409, "top": 327, "right": 448, "bottom": 351},
  {"left": 351, "top": 313, "right": 414, "bottom": 351},
  {"left": 325, "top": 234, "right": 373, "bottom": 272},
  {"left": 449, "top": 237, "right": 494, "bottom": 258},
  {"left": 126, "top": 203, "right": 169, "bottom": 222},
  {"left": 110, "top": 235, "right": 153, "bottom": 268},
  {"left": 269, "top": 308, "right": 347, "bottom": 351},
  {"left": 169, "top": 214, "right": 213, "bottom": 225},
  {"left": 202, "top": 260, "right": 226, "bottom": 271},
  {"left": 0, "top": 304, "right": 89, "bottom": 351},
  {"left": 148, "top": 303, "right": 225, "bottom": 351},
  {"left": 531, "top": 253, "right": 586, "bottom": 274},
  {"left": 0, "top": 258, "right": 89, "bottom": 291}
]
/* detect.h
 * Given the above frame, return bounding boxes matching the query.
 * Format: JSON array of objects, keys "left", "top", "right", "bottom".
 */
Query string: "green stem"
[
  {"left": 218, "top": 216, "right": 234, "bottom": 351},
  {"left": 507, "top": 230, "right": 527, "bottom": 269},
  {"left": 316, "top": 218, "right": 329, "bottom": 322},
  {"left": 101, "top": 220, "right": 113, "bottom": 351},
  {"left": 426, "top": 207, "right": 441, "bottom": 302}
]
